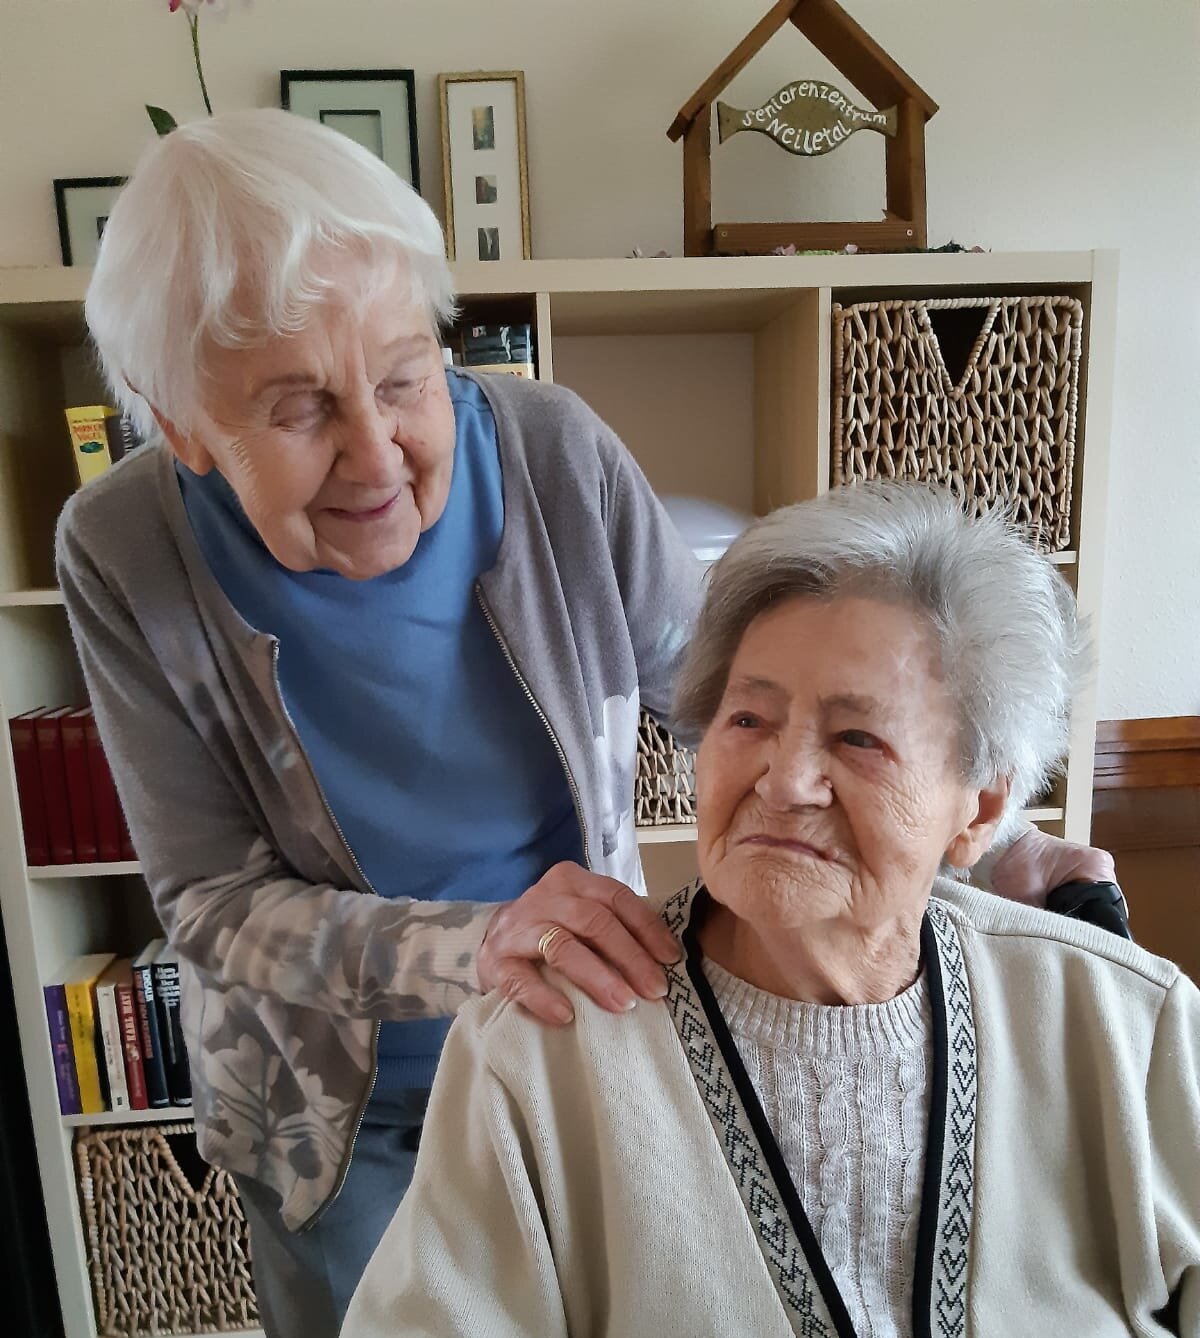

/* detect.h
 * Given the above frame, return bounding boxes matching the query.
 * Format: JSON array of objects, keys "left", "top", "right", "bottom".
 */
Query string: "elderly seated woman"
[{"left": 343, "top": 484, "right": 1199, "bottom": 1338}]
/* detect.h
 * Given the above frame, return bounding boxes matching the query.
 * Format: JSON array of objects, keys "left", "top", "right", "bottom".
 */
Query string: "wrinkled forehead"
[{"left": 732, "top": 592, "right": 952, "bottom": 708}]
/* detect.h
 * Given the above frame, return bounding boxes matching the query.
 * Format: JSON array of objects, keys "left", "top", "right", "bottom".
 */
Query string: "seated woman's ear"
[{"left": 944, "top": 775, "right": 1010, "bottom": 871}]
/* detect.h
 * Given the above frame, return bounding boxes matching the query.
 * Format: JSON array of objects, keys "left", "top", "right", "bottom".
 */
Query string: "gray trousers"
[{"left": 234, "top": 1088, "right": 430, "bottom": 1338}]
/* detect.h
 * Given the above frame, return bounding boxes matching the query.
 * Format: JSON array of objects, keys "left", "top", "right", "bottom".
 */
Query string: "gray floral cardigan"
[{"left": 56, "top": 372, "right": 703, "bottom": 1230}]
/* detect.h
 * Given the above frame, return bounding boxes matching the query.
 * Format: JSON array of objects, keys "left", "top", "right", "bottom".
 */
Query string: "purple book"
[{"left": 43, "top": 983, "right": 81, "bottom": 1115}]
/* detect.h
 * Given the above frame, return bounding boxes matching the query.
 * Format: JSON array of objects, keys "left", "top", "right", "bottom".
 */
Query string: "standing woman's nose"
[{"left": 332, "top": 387, "right": 405, "bottom": 487}]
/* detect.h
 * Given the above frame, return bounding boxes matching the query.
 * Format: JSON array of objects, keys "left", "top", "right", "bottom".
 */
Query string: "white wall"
[{"left": 1, "top": 0, "right": 1197, "bottom": 717}]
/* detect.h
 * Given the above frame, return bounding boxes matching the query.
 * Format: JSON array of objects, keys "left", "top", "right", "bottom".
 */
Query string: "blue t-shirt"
[{"left": 178, "top": 372, "right": 583, "bottom": 1087}]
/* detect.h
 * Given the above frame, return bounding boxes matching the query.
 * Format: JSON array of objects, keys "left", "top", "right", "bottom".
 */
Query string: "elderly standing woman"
[
  {"left": 59, "top": 109, "right": 1117, "bottom": 1338},
  {"left": 346, "top": 485, "right": 1198, "bottom": 1338}
]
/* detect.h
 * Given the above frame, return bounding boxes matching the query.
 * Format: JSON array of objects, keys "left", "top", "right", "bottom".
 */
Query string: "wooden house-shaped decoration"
[{"left": 667, "top": 0, "right": 938, "bottom": 256}]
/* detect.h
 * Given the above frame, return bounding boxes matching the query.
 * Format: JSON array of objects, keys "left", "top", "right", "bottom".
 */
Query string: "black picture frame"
[
  {"left": 280, "top": 69, "right": 420, "bottom": 192},
  {"left": 53, "top": 176, "right": 127, "bottom": 267}
]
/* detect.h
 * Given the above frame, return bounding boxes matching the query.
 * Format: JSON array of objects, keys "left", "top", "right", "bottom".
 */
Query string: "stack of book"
[
  {"left": 8, "top": 705, "right": 135, "bottom": 865},
  {"left": 64, "top": 404, "right": 145, "bottom": 490},
  {"left": 455, "top": 322, "right": 536, "bottom": 378},
  {"left": 43, "top": 941, "right": 191, "bottom": 1116}
]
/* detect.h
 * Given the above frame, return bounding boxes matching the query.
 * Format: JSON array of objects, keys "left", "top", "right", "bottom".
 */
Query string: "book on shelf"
[
  {"left": 8, "top": 701, "right": 136, "bottom": 866},
  {"left": 152, "top": 946, "right": 191, "bottom": 1106},
  {"left": 456, "top": 322, "right": 535, "bottom": 378},
  {"left": 33, "top": 706, "right": 76, "bottom": 864},
  {"left": 42, "top": 981, "right": 81, "bottom": 1115},
  {"left": 64, "top": 406, "right": 116, "bottom": 488},
  {"left": 83, "top": 707, "right": 122, "bottom": 862},
  {"left": 61, "top": 707, "right": 99, "bottom": 864},
  {"left": 94, "top": 959, "right": 131, "bottom": 1112},
  {"left": 468, "top": 361, "right": 536, "bottom": 378},
  {"left": 118, "top": 812, "right": 137, "bottom": 863},
  {"left": 8, "top": 708, "right": 49, "bottom": 865},
  {"left": 105, "top": 410, "right": 145, "bottom": 463},
  {"left": 63, "top": 405, "right": 145, "bottom": 490},
  {"left": 132, "top": 939, "right": 170, "bottom": 1108},
  {"left": 45, "top": 942, "right": 179, "bottom": 1117},
  {"left": 59, "top": 953, "right": 115, "bottom": 1115},
  {"left": 115, "top": 968, "right": 149, "bottom": 1110}
]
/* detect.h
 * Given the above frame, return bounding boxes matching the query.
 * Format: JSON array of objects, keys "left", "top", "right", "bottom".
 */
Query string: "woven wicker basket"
[
  {"left": 635, "top": 710, "right": 697, "bottom": 827},
  {"left": 75, "top": 1122, "right": 258, "bottom": 1337},
  {"left": 832, "top": 295, "right": 1083, "bottom": 551}
]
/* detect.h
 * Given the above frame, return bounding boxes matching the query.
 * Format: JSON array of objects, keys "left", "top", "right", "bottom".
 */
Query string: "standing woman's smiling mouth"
[{"left": 324, "top": 493, "right": 403, "bottom": 523}]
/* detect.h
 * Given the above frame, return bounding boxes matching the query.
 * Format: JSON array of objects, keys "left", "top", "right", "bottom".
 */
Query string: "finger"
[
  {"left": 607, "top": 882, "right": 684, "bottom": 965},
  {"left": 496, "top": 959, "right": 574, "bottom": 1026},
  {"left": 541, "top": 931, "right": 639, "bottom": 1013},
  {"left": 544, "top": 901, "right": 667, "bottom": 1000},
  {"left": 555, "top": 869, "right": 682, "bottom": 964}
]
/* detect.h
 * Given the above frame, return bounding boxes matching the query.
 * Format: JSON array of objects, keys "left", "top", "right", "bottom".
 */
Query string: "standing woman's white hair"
[{"left": 85, "top": 108, "right": 457, "bottom": 441}]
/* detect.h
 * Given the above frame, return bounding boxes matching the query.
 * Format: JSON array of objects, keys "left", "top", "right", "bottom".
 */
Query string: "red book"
[
  {"left": 115, "top": 970, "right": 149, "bottom": 1110},
  {"left": 119, "top": 812, "right": 136, "bottom": 863},
  {"left": 61, "top": 707, "right": 98, "bottom": 864},
  {"left": 9, "top": 709, "right": 50, "bottom": 865},
  {"left": 34, "top": 707, "right": 76, "bottom": 864},
  {"left": 83, "top": 710, "right": 121, "bottom": 862}
]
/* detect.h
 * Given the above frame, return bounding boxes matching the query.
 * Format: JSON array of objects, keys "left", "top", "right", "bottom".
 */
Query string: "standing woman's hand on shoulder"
[{"left": 476, "top": 862, "right": 683, "bottom": 1025}]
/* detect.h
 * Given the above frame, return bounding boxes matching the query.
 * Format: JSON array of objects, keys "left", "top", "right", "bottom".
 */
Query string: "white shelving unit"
[{"left": 0, "top": 251, "right": 1116, "bottom": 1338}]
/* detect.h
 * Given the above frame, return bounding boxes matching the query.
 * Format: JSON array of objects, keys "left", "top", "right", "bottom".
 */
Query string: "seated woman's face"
[
  {"left": 182, "top": 255, "right": 455, "bottom": 580},
  {"left": 695, "top": 594, "right": 994, "bottom": 935}
]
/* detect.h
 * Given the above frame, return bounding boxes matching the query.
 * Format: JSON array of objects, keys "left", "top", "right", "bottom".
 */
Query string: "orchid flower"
[{"left": 148, "top": 0, "right": 225, "bottom": 133}]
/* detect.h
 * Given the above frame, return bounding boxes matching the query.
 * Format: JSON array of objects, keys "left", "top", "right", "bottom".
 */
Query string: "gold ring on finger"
[{"left": 537, "top": 925, "right": 569, "bottom": 961}]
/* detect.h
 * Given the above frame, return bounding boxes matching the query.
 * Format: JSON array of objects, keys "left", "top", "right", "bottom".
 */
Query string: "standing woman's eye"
[
  {"left": 730, "top": 712, "right": 761, "bottom": 729},
  {"left": 271, "top": 392, "right": 331, "bottom": 430},
  {"left": 377, "top": 374, "right": 429, "bottom": 411}
]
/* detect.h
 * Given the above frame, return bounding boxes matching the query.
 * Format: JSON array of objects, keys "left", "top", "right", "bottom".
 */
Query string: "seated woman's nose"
[{"left": 755, "top": 745, "right": 832, "bottom": 809}]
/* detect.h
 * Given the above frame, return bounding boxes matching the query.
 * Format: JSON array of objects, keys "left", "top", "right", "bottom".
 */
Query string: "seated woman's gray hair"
[
  {"left": 675, "top": 482, "right": 1086, "bottom": 837},
  {"left": 85, "top": 108, "right": 455, "bottom": 443}
]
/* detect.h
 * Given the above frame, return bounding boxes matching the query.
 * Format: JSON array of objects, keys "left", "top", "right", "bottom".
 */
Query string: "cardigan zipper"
[
  {"left": 267, "top": 640, "right": 380, "bottom": 1232},
  {"left": 475, "top": 585, "right": 591, "bottom": 869}
]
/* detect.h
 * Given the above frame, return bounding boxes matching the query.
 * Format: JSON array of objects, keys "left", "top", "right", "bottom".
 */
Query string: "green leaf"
[{"left": 146, "top": 105, "right": 179, "bottom": 137}]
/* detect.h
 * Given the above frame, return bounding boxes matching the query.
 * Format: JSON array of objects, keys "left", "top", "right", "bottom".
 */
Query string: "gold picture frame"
[{"left": 438, "top": 71, "right": 531, "bottom": 262}]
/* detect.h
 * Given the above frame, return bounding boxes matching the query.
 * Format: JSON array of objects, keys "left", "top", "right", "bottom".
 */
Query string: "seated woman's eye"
[
  {"left": 730, "top": 712, "right": 761, "bottom": 729},
  {"left": 841, "top": 729, "right": 882, "bottom": 750}
]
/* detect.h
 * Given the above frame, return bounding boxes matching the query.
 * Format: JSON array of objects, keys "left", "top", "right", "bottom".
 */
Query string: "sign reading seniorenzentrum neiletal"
[{"left": 716, "top": 80, "right": 897, "bottom": 156}]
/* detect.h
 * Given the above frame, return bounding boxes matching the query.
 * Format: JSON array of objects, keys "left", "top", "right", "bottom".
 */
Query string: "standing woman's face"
[{"left": 159, "top": 257, "right": 456, "bottom": 581}]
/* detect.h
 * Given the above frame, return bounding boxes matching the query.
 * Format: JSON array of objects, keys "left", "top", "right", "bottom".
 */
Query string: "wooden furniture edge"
[{"left": 1094, "top": 716, "right": 1200, "bottom": 789}]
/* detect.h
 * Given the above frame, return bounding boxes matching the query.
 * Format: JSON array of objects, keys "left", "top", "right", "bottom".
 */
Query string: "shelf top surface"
[{"left": 0, "top": 251, "right": 1110, "bottom": 340}]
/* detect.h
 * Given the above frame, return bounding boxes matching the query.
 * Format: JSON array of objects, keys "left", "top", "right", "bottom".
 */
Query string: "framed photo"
[
  {"left": 281, "top": 69, "right": 420, "bottom": 190},
  {"left": 438, "top": 71, "right": 531, "bottom": 262},
  {"left": 53, "top": 177, "right": 127, "bottom": 267}
]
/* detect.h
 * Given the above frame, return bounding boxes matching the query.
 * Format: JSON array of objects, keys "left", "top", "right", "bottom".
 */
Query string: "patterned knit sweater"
[{"left": 704, "top": 958, "right": 933, "bottom": 1338}]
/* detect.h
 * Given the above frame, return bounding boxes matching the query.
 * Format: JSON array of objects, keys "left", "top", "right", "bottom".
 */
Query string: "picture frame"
[
  {"left": 438, "top": 71, "right": 531, "bottom": 262},
  {"left": 281, "top": 69, "right": 420, "bottom": 190},
  {"left": 53, "top": 177, "right": 127, "bottom": 267}
]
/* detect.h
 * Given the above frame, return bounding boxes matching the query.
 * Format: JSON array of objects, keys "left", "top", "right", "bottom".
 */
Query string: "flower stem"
[{"left": 189, "top": 13, "right": 213, "bottom": 116}]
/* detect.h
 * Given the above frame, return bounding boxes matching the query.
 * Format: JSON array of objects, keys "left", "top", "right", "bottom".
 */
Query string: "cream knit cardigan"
[{"left": 343, "top": 886, "right": 1199, "bottom": 1338}]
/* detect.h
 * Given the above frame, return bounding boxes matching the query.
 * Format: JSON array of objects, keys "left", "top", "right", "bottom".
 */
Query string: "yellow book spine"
[
  {"left": 64, "top": 980, "right": 104, "bottom": 1113},
  {"left": 466, "top": 362, "right": 536, "bottom": 379},
  {"left": 64, "top": 406, "right": 115, "bottom": 488}
]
